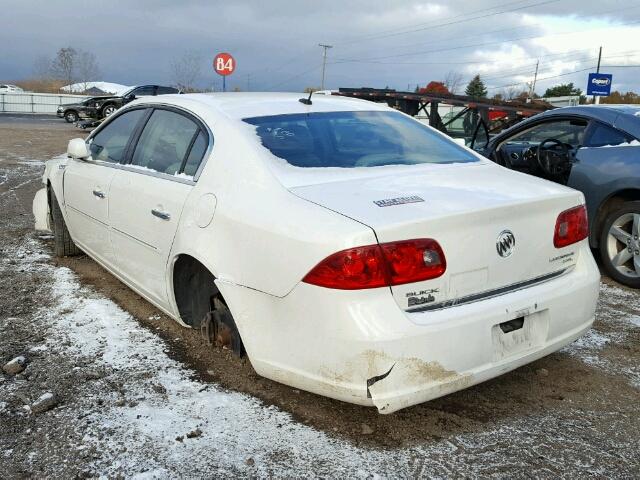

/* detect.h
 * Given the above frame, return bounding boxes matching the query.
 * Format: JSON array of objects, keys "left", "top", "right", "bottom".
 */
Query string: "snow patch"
[
  {"left": 629, "top": 316, "right": 640, "bottom": 327},
  {"left": 61, "top": 82, "right": 130, "bottom": 95},
  {"left": 44, "top": 266, "right": 413, "bottom": 477},
  {"left": 585, "top": 139, "right": 640, "bottom": 148},
  {"left": 570, "top": 329, "right": 610, "bottom": 350},
  {"left": 28, "top": 344, "right": 48, "bottom": 353}
]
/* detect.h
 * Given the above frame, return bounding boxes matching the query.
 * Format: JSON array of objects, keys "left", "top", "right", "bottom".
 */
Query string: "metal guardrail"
[{"left": 0, "top": 92, "right": 88, "bottom": 114}]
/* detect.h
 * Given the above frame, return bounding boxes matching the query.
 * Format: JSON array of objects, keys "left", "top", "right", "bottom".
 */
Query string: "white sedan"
[{"left": 33, "top": 93, "right": 600, "bottom": 413}]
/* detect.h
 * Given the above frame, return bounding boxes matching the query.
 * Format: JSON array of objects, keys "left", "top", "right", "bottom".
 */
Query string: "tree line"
[{"left": 415, "top": 74, "right": 640, "bottom": 104}]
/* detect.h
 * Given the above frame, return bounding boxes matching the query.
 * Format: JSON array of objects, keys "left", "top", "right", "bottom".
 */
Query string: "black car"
[
  {"left": 90, "top": 85, "right": 180, "bottom": 119},
  {"left": 56, "top": 96, "right": 107, "bottom": 123}
]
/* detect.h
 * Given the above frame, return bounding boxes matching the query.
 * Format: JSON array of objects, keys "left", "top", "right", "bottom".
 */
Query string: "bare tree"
[
  {"left": 51, "top": 47, "right": 78, "bottom": 90},
  {"left": 502, "top": 86, "right": 519, "bottom": 100},
  {"left": 77, "top": 51, "right": 101, "bottom": 92},
  {"left": 170, "top": 52, "right": 202, "bottom": 92},
  {"left": 444, "top": 70, "right": 464, "bottom": 95}
]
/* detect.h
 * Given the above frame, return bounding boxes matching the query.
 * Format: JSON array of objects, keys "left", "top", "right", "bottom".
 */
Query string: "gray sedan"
[{"left": 483, "top": 105, "right": 640, "bottom": 288}]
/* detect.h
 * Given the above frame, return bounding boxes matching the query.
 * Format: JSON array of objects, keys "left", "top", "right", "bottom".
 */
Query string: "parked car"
[
  {"left": 0, "top": 84, "right": 24, "bottom": 93},
  {"left": 89, "top": 85, "right": 180, "bottom": 119},
  {"left": 33, "top": 93, "right": 599, "bottom": 413},
  {"left": 57, "top": 97, "right": 107, "bottom": 123},
  {"left": 482, "top": 105, "right": 640, "bottom": 288}
]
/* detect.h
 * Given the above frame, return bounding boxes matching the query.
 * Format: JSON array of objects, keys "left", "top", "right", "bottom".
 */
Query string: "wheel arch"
[{"left": 592, "top": 189, "right": 640, "bottom": 247}]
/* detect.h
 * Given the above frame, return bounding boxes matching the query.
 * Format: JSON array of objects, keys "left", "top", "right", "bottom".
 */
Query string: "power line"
[
  {"left": 335, "top": 17, "right": 640, "bottom": 63},
  {"left": 335, "top": 0, "right": 538, "bottom": 44},
  {"left": 474, "top": 50, "right": 640, "bottom": 83},
  {"left": 262, "top": 65, "right": 322, "bottom": 91},
  {"left": 486, "top": 66, "right": 596, "bottom": 90},
  {"left": 335, "top": 0, "right": 562, "bottom": 46},
  {"left": 336, "top": 3, "right": 640, "bottom": 59}
]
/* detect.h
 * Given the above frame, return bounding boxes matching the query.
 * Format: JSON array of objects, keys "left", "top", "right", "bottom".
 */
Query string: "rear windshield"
[{"left": 244, "top": 111, "right": 478, "bottom": 168}]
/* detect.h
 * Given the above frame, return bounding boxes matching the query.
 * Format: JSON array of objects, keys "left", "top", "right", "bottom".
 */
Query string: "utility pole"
[
  {"left": 318, "top": 43, "right": 333, "bottom": 90},
  {"left": 246, "top": 74, "right": 251, "bottom": 92},
  {"left": 529, "top": 59, "right": 539, "bottom": 101},
  {"left": 594, "top": 46, "right": 603, "bottom": 105}
]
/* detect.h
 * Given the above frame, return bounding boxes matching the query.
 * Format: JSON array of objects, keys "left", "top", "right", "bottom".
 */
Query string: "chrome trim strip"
[
  {"left": 407, "top": 269, "right": 568, "bottom": 313},
  {"left": 73, "top": 158, "right": 197, "bottom": 186}
]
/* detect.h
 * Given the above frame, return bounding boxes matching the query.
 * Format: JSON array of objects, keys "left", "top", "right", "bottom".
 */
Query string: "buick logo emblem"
[{"left": 496, "top": 230, "right": 516, "bottom": 258}]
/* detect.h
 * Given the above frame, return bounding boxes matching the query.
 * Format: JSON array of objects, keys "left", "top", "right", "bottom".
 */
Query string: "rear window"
[{"left": 244, "top": 111, "right": 478, "bottom": 168}]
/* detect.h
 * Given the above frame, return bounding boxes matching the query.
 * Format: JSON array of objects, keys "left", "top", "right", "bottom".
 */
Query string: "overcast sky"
[{"left": 2, "top": 0, "right": 640, "bottom": 95}]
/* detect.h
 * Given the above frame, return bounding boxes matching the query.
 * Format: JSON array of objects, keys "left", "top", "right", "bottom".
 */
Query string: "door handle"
[
  {"left": 92, "top": 189, "right": 105, "bottom": 199},
  {"left": 151, "top": 209, "right": 171, "bottom": 221}
]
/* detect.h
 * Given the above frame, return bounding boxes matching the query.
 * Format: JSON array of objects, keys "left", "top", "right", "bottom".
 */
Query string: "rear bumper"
[{"left": 218, "top": 244, "right": 600, "bottom": 413}]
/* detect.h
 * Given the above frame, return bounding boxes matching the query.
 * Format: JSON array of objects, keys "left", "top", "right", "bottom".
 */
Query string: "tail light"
[
  {"left": 302, "top": 239, "right": 446, "bottom": 290},
  {"left": 554, "top": 205, "right": 588, "bottom": 248}
]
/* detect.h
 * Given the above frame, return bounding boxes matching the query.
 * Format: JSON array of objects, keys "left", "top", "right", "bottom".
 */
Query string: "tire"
[
  {"left": 101, "top": 104, "right": 117, "bottom": 118},
  {"left": 50, "top": 191, "right": 81, "bottom": 257},
  {"left": 64, "top": 110, "right": 79, "bottom": 123},
  {"left": 599, "top": 200, "right": 640, "bottom": 288}
]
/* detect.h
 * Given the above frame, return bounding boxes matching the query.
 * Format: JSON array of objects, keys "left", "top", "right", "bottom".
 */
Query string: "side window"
[
  {"left": 183, "top": 130, "right": 207, "bottom": 176},
  {"left": 585, "top": 123, "right": 634, "bottom": 147},
  {"left": 130, "top": 109, "right": 200, "bottom": 175},
  {"left": 89, "top": 109, "right": 146, "bottom": 163},
  {"left": 134, "top": 86, "right": 155, "bottom": 97},
  {"left": 507, "top": 119, "right": 588, "bottom": 146},
  {"left": 157, "top": 86, "right": 179, "bottom": 95}
]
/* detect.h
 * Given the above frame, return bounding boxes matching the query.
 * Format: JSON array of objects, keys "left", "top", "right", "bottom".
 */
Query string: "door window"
[
  {"left": 585, "top": 123, "right": 635, "bottom": 147},
  {"left": 134, "top": 86, "right": 156, "bottom": 97},
  {"left": 130, "top": 109, "right": 201, "bottom": 175},
  {"left": 89, "top": 108, "right": 146, "bottom": 163},
  {"left": 506, "top": 119, "right": 588, "bottom": 146},
  {"left": 182, "top": 130, "right": 208, "bottom": 176},
  {"left": 157, "top": 86, "right": 180, "bottom": 95}
]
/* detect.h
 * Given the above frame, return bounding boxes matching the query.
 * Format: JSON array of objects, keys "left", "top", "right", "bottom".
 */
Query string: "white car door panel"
[
  {"left": 109, "top": 171, "right": 192, "bottom": 308},
  {"left": 63, "top": 108, "right": 147, "bottom": 266},
  {"left": 63, "top": 161, "right": 115, "bottom": 265},
  {"left": 107, "top": 107, "right": 206, "bottom": 309}
]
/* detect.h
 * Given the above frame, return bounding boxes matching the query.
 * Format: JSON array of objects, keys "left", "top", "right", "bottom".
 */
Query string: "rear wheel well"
[
  {"left": 594, "top": 190, "right": 640, "bottom": 246},
  {"left": 172, "top": 255, "right": 220, "bottom": 328}
]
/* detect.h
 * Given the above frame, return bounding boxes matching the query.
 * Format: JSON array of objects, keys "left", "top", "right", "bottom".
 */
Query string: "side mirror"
[{"left": 67, "top": 138, "right": 90, "bottom": 160}]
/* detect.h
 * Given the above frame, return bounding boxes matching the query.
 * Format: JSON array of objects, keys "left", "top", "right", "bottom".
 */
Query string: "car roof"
[
  {"left": 131, "top": 92, "right": 390, "bottom": 120},
  {"left": 542, "top": 104, "right": 640, "bottom": 123}
]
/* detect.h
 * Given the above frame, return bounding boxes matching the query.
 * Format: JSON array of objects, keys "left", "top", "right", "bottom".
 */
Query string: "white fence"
[{"left": 0, "top": 92, "right": 89, "bottom": 114}]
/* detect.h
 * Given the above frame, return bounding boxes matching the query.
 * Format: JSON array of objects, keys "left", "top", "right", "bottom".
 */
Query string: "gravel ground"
[{"left": 0, "top": 115, "right": 639, "bottom": 478}]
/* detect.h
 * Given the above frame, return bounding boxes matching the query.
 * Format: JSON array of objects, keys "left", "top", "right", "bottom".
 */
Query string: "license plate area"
[{"left": 491, "top": 310, "right": 549, "bottom": 361}]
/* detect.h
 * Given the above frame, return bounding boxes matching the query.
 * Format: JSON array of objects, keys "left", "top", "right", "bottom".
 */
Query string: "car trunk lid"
[{"left": 289, "top": 163, "right": 584, "bottom": 311}]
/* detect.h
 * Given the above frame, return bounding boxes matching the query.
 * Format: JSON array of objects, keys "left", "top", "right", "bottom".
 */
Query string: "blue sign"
[{"left": 587, "top": 73, "right": 612, "bottom": 96}]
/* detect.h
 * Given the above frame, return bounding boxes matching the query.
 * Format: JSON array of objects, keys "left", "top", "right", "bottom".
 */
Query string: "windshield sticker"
[{"left": 373, "top": 196, "right": 424, "bottom": 207}]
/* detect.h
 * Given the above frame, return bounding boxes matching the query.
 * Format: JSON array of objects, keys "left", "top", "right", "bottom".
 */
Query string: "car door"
[
  {"left": 108, "top": 107, "right": 210, "bottom": 309},
  {"left": 567, "top": 121, "right": 640, "bottom": 235},
  {"left": 63, "top": 108, "right": 147, "bottom": 266}
]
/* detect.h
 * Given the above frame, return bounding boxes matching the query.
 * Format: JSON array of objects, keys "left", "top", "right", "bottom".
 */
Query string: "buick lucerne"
[{"left": 33, "top": 93, "right": 600, "bottom": 413}]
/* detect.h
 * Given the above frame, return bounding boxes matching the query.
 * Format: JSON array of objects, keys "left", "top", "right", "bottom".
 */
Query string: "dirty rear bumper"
[{"left": 217, "top": 245, "right": 600, "bottom": 414}]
